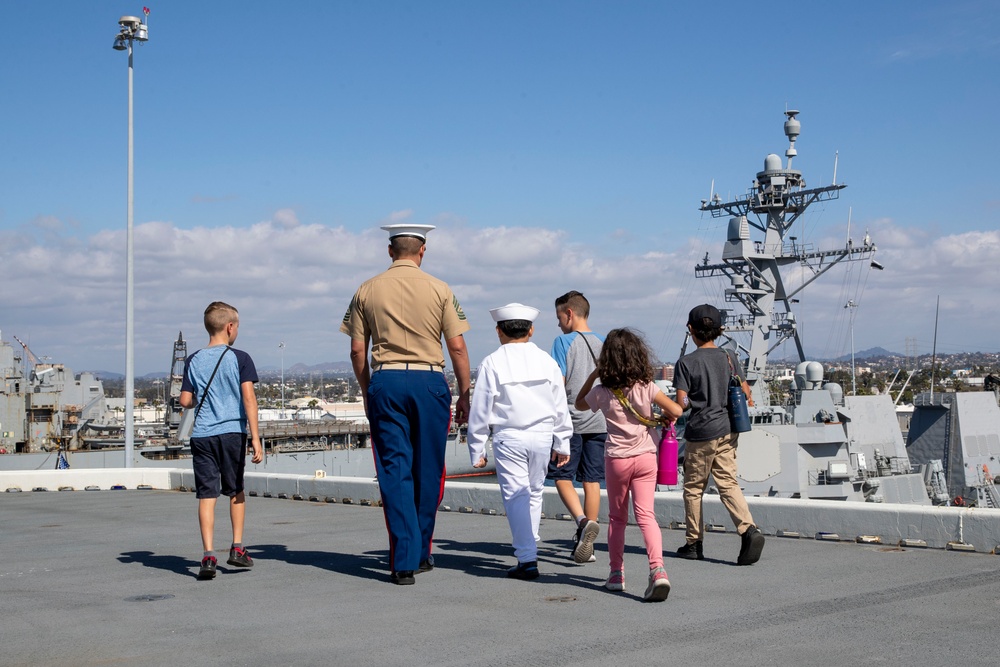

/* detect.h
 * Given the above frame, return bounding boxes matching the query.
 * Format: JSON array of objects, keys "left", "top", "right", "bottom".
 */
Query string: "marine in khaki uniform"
[{"left": 340, "top": 223, "right": 471, "bottom": 585}]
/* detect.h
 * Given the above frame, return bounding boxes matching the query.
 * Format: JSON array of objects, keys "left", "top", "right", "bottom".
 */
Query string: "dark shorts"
[
  {"left": 191, "top": 432, "right": 247, "bottom": 499},
  {"left": 546, "top": 432, "right": 606, "bottom": 483}
]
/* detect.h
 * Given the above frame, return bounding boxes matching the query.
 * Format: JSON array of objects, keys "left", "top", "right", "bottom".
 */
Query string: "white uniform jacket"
[{"left": 467, "top": 342, "right": 573, "bottom": 464}]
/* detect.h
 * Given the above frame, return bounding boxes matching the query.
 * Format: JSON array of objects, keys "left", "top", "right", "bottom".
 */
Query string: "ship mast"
[{"left": 696, "top": 111, "right": 877, "bottom": 406}]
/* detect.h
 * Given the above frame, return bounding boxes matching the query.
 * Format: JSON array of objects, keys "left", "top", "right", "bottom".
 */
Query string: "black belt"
[{"left": 373, "top": 362, "right": 443, "bottom": 372}]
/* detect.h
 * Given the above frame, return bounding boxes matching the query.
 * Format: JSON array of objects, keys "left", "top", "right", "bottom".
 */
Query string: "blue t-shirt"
[{"left": 181, "top": 345, "right": 258, "bottom": 437}]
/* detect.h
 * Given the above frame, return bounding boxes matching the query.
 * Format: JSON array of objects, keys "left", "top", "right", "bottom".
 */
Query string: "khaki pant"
[{"left": 682, "top": 432, "right": 754, "bottom": 543}]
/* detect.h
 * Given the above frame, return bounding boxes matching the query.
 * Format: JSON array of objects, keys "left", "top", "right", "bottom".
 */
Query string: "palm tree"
[{"left": 308, "top": 399, "right": 319, "bottom": 420}]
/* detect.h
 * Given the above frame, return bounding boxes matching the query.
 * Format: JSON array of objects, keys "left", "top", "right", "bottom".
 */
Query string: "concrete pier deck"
[{"left": 3, "top": 480, "right": 999, "bottom": 667}]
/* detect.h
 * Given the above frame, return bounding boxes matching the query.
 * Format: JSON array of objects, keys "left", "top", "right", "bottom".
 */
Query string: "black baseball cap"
[{"left": 688, "top": 304, "right": 722, "bottom": 328}]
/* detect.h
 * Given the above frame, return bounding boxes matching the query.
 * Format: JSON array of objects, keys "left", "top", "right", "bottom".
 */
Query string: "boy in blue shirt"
[{"left": 180, "top": 302, "right": 263, "bottom": 580}]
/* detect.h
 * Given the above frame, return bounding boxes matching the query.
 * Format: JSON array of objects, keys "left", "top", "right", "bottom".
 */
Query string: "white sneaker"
[
  {"left": 572, "top": 520, "right": 600, "bottom": 563},
  {"left": 643, "top": 566, "right": 671, "bottom": 602},
  {"left": 605, "top": 570, "right": 624, "bottom": 592}
]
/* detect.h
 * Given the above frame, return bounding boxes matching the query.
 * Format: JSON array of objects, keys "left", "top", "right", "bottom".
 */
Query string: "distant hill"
[
  {"left": 82, "top": 370, "right": 167, "bottom": 381},
  {"left": 255, "top": 361, "right": 354, "bottom": 377},
  {"left": 833, "top": 347, "right": 899, "bottom": 362},
  {"left": 768, "top": 347, "right": 901, "bottom": 365},
  {"left": 83, "top": 370, "right": 124, "bottom": 381},
  {"left": 288, "top": 361, "right": 353, "bottom": 374}
]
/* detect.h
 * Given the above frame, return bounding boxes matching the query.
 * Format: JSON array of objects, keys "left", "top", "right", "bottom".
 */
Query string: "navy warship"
[{"left": 690, "top": 110, "right": 1000, "bottom": 506}]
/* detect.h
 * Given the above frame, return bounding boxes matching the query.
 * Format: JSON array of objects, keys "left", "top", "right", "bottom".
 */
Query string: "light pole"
[
  {"left": 845, "top": 300, "right": 857, "bottom": 395},
  {"left": 113, "top": 10, "right": 149, "bottom": 467},
  {"left": 278, "top": 342, "right": 286, "bottom": 419}
]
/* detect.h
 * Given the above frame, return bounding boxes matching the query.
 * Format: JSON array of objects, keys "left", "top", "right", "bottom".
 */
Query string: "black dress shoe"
[
  {"left": 677, "top": 540, "right": 704, "bottom": 560},
  {"left": 737, "top": 526, "right": 765, "bottom": 565},
  {"left": 506, "top": 561, "right": 539, "bottom": 580},
  {"left": 418, "top": 557, "right": 434, "bottom": 573},
  {"left": 390, "top": 570, "right": 415, "bottom": 585}
]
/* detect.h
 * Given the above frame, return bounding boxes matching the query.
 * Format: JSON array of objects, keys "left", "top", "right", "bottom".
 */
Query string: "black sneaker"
[
  {"left": 227, "top": 546, "right": 253, "bottom": 568},
  {"left": 506, "top": 561, "right": 539, "bottom": 580},
  {"left": 572, "top": 520, "right": 600, "bottom": 564},
  {"left": 418, "top": 557, "right": 434, "bottom": 573},
  {"left": 737, "top": 526, "right": 765, "bottom": 565},
  {"left": 676, "top": 541, "right": 704, "bottom": 560},
  {"left": 390, "top": 570, "right": 415, "bottom": 585},
  {"left": 198, "top": 556, "right": 217, "bottom": 580}
]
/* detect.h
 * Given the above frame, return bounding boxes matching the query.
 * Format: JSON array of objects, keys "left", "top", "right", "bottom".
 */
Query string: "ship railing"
[
  {"left": 808, "top": 470, "right": 853, "bottom": 486},
  {"left": 808, "top": 456, "right": 913, "bottom": 487},
  {"left": 859, "top": 456, "right": 912, "bottom": 478}
]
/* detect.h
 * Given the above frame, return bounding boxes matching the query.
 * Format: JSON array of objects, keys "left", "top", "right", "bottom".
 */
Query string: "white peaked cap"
[
  {"left": 381, "top": 223, "right": 436, "bottom": 240},
  {"left": 490, "top": 303, "right": 540, "bottom": 323}
]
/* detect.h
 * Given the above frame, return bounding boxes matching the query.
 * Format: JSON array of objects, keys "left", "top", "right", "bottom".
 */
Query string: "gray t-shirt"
[
  {"left": 674, "top": 346, "right": 740, "bottom": 442},
  {"left": 551, "top": 332, "right": 607, "bottom": 434}
]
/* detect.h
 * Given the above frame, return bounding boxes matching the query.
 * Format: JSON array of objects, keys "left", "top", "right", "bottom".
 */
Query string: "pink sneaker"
[
  {"left": 605, "top": 570, "right": 624, "bottom": 592},
  {"left": 643, "top": 566, "right": 671, "bottom": 602}
]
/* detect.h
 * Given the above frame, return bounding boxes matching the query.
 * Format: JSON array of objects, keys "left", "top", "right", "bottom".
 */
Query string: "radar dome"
[
  {"left": 763, "top": 154, "right": 782, "bottom": 172},
  {"left": 825, "top": 382, "right": 844, "bottom": 406},
  {"left": 806, "top": 362, "right": 824, "bottom": 385},
  {"left": 794, "top": 362, "right": 810, "bottom": 390}
]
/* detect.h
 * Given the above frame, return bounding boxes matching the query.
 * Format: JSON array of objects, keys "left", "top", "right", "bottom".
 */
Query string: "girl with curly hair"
[{"left": 575, "top": 328, "right": 682, "bottom": 601}]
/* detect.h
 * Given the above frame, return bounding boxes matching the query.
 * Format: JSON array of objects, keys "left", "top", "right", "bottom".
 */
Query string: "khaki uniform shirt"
[{"left": 340, "top": 259, "right": 470, "bottom": 367}]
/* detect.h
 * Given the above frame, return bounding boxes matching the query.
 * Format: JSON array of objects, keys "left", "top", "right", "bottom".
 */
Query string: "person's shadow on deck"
[
  {"left": 118, "top": 550, "right": 214, "bottom": 579},
  {"left": 251, "top": 543, "right": 389, "bottom": 582},
  {"left": 432, "top": 538, "right": 604, "bottom": 590}
]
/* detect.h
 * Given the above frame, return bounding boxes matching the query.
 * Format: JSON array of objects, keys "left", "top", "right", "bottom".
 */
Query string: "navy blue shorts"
[
  {"left": 191, "top": 432, "right": 247, "bottom": 499},
  {"left": 546, "top": 432, "right": 606, "bottom": 483}
]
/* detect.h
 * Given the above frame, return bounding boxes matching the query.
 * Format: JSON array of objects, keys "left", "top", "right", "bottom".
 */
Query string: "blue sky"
[{"left": 2, "top": 1, "right": 998, "bottom": 376}]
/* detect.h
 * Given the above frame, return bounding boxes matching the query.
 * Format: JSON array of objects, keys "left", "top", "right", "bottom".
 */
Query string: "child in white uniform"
[{"left": 468, "top": 303, "right": 572, "bottom": 580}]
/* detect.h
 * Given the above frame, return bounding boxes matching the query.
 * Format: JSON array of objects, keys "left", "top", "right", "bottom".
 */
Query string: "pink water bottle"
[{"left": 657, "top": 424, "right": 678, "bottom": 486}]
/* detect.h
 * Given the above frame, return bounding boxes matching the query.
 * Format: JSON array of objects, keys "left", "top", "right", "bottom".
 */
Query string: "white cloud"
[
  {"left": 272, "top": 208, "right": 300, "bottom": 229},
  {"left": 383, "top": 209, "right": 414, "bottom": 224},
  {"left": 1, "top": 215, "right": 997, "bottom": 376}
]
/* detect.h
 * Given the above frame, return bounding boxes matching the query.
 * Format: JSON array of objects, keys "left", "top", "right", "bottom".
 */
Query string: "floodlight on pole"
[
  {"left": 845, "top": 300, "right": 858, "bottom": 395},
  {"left": 279, "top": 342, "right": 286, "bottom": 420},
  {"left": 112, "top": 9, "right": 149, "bottom": 468}
]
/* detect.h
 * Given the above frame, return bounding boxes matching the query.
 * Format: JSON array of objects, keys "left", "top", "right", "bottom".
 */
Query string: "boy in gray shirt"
[
  {"left": 674, "top": 303, "right": 763, "bottom": 566},
  {"left": 546, "top": 291, "right": 607, "bottom": 563}
]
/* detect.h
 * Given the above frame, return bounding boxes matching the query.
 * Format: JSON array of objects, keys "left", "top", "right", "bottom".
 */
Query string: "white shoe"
[
  {"left": 572, "top": 520, "right": 600, "bottom": 563},
  {"left": 643, "top": 566, "right": 671, "bottom": 602}
]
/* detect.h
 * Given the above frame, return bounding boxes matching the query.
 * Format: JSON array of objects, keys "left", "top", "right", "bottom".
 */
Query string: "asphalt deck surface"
[{"left": 3, "top": 488, "right": 998, "bottom": 667}]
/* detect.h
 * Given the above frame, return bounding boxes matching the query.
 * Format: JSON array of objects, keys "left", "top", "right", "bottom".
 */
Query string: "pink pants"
[{"left": 605, "top": 452, "right": 663, "bottom": 571}]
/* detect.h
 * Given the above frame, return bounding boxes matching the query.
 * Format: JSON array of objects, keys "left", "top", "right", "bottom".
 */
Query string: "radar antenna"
[{"left": 695, "top": 111, "right": 878, "bottom": 407}]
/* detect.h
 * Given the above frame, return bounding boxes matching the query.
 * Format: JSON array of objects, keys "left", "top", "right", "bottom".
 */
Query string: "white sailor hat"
[
  {"left": 490, "top": 303, "right": 540, "bottom": 323},
  {"left": 381, "top": 223, "right": 436, "bottom": 241}
]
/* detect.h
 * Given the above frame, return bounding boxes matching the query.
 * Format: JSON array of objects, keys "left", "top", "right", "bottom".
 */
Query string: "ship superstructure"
[
  {"left": 696, "top": 110, "right": 879, "bottom": 407},
  {"left": 0, "top": 334, "right": 114, "bottom": 453},
  {"left": 691, "top": 111, "right": 934, "bottom": 503}
]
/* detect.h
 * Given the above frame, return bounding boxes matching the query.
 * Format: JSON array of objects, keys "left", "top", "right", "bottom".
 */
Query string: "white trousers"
[{"left": 494, "top": 429, "right": 553, "bottom": 563}]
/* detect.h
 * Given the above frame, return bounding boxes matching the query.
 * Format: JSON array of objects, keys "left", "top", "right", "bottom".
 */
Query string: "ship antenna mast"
[{"left": 694, "top": 110, "right": 878, "bottom": 407}]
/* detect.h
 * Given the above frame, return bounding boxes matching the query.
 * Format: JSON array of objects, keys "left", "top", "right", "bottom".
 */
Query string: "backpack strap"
[
  {"left": 192, "top": 346, "right": 232, "bottom": 424},
  {"left": 578, "top": 332, "right": 600, "bottom": 365}
]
